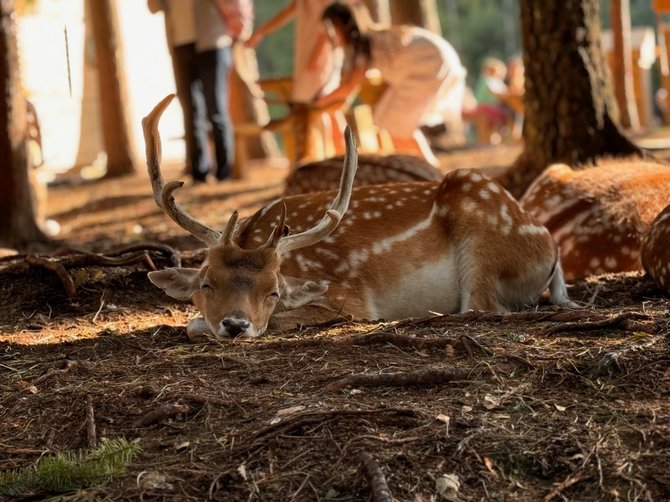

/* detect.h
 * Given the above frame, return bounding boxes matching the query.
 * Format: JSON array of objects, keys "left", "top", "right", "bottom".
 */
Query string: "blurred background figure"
[
  {"left": 315, "top": 2, "right": 466, "bottom": 166},
  {"left": 246, "top": 0, "right": 346, "bottom": 160},
  {"left": 148, "top": 0, "right": 235, "bottom": 183},
  {"left": 462, "top": 56, "right": 511, "bottom": 145}
]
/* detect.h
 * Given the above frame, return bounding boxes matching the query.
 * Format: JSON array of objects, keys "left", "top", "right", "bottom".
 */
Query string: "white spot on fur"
[
  {"left": 461, "top": 198, "right": 477, "bottom": 212},
  {"left": 372, "top": 206, "right": 437, "bottom": 255},
  {"left": 604, "top": 256, "right": 617, "bottom": 269},
  {"left": 258, "top": 199, "right": 279, "bottom": 218},
  {"left": 518, "top": 224, "right": 547, "bottom": 235}
]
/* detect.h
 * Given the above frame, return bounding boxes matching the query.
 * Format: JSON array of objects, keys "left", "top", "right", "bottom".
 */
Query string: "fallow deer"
[
  {"left": 642, "top": 203, "right": 670, "bottom": 295},
  {"left": 283, "top": 153, "right": 443, "bottom": 195},
  {"left": 266, "top": 100, "right": 443, "bottom": 195},
  {"left": 520, "top": 161, "right": 670, "bottom": 280},
  {"left": 144, "top": 95, "right": 573, "bottom": 340}
]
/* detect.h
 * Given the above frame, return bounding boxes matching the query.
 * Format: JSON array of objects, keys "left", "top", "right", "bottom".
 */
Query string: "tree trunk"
[
  {"left": 389, "top": 0, "right": 441, "bottom": 35},
  {"left": 88, "top": 0, "right": 137, "bottom": 178},
  {"left": 0, "top": 0, "right": 49, "bottom": 250},
  {"left": 505, "top": 0, "right": 642, "bottom": 198},
  {"left": 610, "top": 0, "right": 639, "bottom": 129}
]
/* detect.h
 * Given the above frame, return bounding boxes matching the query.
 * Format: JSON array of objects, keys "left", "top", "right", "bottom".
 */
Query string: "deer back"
[
  {"left": 283, "top": 154, "right": 443, "bottom": 195},
  {"left": 520, "top": 161, "right": 670, "bottom": 279}
]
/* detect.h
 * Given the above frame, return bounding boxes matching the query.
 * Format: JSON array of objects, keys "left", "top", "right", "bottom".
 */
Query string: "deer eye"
[
  {"left": 201, "top": 283, "right": 213, "bottom": 293},
  {"left": 267, "top": 292, "right": 280, "bottom": 300}
]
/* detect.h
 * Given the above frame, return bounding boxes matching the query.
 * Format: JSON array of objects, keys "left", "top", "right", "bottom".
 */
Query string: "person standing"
[{"left": 148, "top": 0, "right": 235, "bottom": 182}]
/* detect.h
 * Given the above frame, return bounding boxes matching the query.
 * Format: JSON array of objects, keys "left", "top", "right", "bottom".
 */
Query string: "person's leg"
[
  {"left": 198, "top": 46, "right": 234, "bottom": 181},
  {"left": 172, "top": 43, "right": 209, "bottom": 182}
]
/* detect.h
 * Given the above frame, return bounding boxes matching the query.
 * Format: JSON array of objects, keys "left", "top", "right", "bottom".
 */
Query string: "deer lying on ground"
[
  {"left": 642, "top": 203, "right": 670, "bottom": 295},
  {"left": 144, "top": 95, "right": 573, "bottom": 340},
  {"left": 519, "top": 161, "right": 670, "bottom": 280},
  {"left": 266, "top": 100, "right": 443, "bottom": 195},
  {"left": 283, "top": 153, "right": 442, "bottom": 195}
]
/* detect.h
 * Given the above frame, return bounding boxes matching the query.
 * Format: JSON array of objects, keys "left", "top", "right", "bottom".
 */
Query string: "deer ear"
[
  {"left": 279, "top": 276, "right": 329, "bottom": 310},
  {"left": 148, "top": 268, "right": 201, "bottom": 301}
]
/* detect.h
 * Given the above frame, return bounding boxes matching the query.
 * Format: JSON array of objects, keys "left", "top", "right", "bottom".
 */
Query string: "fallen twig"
[
  {"left": 392, "top": 309, "right": 603, "bottom": 330},
  {"left": 457, "top": 334, "right": 493, "bottom": 357},
  {"left": 133, "top": 404, "right": 192, "bottom": 428},
  {"left": 325, "top": 366, "right": 470, "bottom": 392},
  {"left": 360, "top": 451, "right": 393, "bottom": 502},
  {"left": 542, "top": 312, "right": 654, "bottom": 336},
  {"left": 544, "top": 472, "right": 590, "bottom": 501},
  {"left": 86, "top": 394, "right": 97, "bottom": 448}
]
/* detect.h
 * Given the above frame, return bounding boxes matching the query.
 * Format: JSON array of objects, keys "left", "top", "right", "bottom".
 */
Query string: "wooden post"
[{"left": 610, "top": 0, "right": 640, "bottom": 129}]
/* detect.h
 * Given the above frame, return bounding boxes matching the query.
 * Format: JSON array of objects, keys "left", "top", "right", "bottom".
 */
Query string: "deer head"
[{"left": 142, "top": 95, "right": 358, "bottom": 339}]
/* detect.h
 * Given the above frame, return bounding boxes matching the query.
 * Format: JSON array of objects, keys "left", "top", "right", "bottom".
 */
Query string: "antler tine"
[
  {"left": 277, "top": 126, "right": 358, "bottom": 255},
  {"left": 142, "top": 94, "right": 222, "bottom": 246},
  {"left": 220, "top": 210, "right": 240, "bottom": 245}
]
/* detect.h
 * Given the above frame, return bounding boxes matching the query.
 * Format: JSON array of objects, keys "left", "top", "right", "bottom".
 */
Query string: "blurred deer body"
[
  {"left": 284, "top": 153, "right": 442, "bottom": 195},
  {"left": 520, "top": 161, "right": 670, "bottom": 280},
  {"left": 642, "top": 204, "right": 670, "bottom": 294},
  {"left": 144, "top": 95, "right": 572, "bottom": 340}
]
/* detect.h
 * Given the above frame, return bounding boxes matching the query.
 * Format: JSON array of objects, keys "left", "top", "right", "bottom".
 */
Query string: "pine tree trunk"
[
  {"left": 89, "top": 0, "right": 137, "bottom": 178},
  {"left": 505, "top": 0, "right": 642, "bottom": 198},
  {"left": 389, "top": 0, "right": 441, "bottom": 35},
  {"left": 0, "top": 0, "right": 48, "bottom": 250}
]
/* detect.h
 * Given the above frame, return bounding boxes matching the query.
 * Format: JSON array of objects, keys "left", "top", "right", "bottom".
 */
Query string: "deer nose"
[{"left": 220, "top": 315, "right": 251, "bottom": 337}]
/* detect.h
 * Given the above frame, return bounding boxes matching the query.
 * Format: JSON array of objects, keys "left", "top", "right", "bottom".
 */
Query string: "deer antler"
[
  {"left": 142, "top": 95, "right": 222, "bottom": 246},
  {"left": 276, "top": 126, "right": 358, "bottom": 254}
]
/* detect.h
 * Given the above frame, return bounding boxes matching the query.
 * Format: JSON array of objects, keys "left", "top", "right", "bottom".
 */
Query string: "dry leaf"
[{"left": 436, "top": 473, "right": 460, "bottom": 501}]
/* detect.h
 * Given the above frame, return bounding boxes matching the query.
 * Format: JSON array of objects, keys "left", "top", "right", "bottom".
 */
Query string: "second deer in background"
[{"left": 520, "top": 160, "right": 670, "bottom": 280}]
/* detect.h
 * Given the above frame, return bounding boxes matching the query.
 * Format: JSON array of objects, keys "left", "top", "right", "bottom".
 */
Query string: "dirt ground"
[{"left": 0, "top": 144, "right": 669, "bottom": 501}]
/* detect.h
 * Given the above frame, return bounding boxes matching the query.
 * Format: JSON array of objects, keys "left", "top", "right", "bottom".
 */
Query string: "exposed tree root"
[
  {"left": 0, "top": 244, "right": 179, "bottom": 298},
  {"left": 233, "top": 408, "right": 422, "bottom": 459},
  {"left": 133, "top": 404, "right": 192, "bottom": 428},
  {"left": 360, "top": 451, "right": 393, "bottom": 502},
  {"left": 336, "top": 331, "right": 454, "bottom": 350},
  {"left": 325, "top": 367, "right": 470, "bottom": 392},
  {"left": 542, "top": 312, "right": 655, "bottom": 336}
]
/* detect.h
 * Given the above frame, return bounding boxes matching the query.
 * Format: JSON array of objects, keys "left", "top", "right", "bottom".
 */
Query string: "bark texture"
[
  {"left": 0, "top": 0, "right": 48, "bottom": 249},
  {"left": 89, "top": 0, "right": 138, "bottom": 178},
  {"left": 506, "top": 0, "right": 642, "bottom": 198}
]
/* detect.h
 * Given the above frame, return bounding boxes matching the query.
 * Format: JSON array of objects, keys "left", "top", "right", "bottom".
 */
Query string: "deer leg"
[
  {"left": 549, "top": 260, "right": 579, "bottom": 308},
  {"left": 186, "top": 317, "right": 212, "bottom": 343},
  {"left": 268, "top": 305, "right": 345, "bottom": 332}
]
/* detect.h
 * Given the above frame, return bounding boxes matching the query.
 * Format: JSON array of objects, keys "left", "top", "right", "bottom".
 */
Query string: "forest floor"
[{"left": 0, "top": 142, "right": 669, "bottom": 501}]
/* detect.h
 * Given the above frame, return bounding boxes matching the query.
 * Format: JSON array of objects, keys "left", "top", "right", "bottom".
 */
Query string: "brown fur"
[
  {"left": 520, "top": 161, "right": 670, "bottom": 280},
  {"left": 642, "top": 203, "right": 670, "bottom": 295}
]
